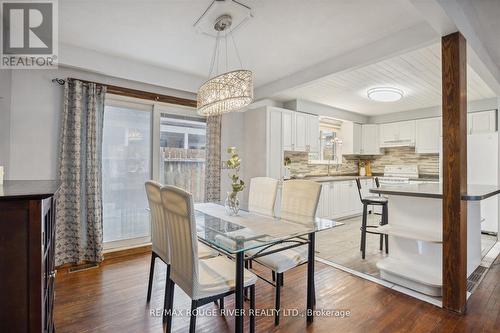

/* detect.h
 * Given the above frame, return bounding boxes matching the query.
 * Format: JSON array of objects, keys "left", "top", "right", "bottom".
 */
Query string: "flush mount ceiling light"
[
  {"left": 196, "top": 3, "right": 254, "bottom": 116},
  {"left": 367, "top": 87, "right": 404, "bottom": 102}
]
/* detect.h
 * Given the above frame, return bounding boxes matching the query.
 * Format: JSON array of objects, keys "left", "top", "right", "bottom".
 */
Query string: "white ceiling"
[
  {"left": 274, "top": 43, "right": 495, "bottom": 115},
  {"left": 59, "top": 0, "right": 425, "bottom": 87},
  {"left": 463, "top": 0, "right": 500, "bottom": 67}
]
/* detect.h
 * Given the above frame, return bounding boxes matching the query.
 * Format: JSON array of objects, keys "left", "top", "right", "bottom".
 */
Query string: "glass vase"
[{"left": 224, "top": 191, "right": 240, "bottom": 216}]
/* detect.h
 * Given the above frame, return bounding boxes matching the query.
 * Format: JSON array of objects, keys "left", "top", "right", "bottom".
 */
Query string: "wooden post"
[{"left": 441, "top": 31, "right": 468, "bottom": 314}]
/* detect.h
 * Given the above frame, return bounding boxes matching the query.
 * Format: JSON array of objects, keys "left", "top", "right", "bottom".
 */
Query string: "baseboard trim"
[{"left": 103, "top": 244, "right": 152, "bottom": 260}]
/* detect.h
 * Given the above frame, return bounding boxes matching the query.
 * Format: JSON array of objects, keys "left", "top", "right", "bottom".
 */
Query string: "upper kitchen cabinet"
[
  {"left": 294, "top": 112, "right": 308, "bottom": 151},
  {"left": 284, "top": 111, "right": 320, "bottom": 153},
  {"left": 361, "top": 124, "right": 380, "bottom": 155},
  {"left": 416, "top": 117, "right": 441, "bottom": 154},
  {"left": 468, "top": 110, "right": 497, "bottom": 134},
  {"left": 282, "top": 109, "right": 295, "bottom": 151},
  {"left": 244, "top": 106, "right": 285, "bottom": 182},
  {"left": 342, "top": 122, "right": 380, "bottom": 155},
  {"left": 379, "top": 120, "right": 415, "bottom": 147},
  {"left": 306, "top": 114, "right": 320, "bottom": 153}
]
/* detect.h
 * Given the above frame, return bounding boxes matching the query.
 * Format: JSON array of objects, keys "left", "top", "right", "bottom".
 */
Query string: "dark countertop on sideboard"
[{"left": 0, "top": 180, "right": 60, "bottom": 200}]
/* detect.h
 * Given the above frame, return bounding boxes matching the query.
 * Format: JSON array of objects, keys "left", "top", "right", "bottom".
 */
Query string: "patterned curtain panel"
[
  {"left": 55, "top": 79, "right": 107, "bottom": 266},
  {"left": 205, "top": 115, "right": 222, "bottom": 202}
]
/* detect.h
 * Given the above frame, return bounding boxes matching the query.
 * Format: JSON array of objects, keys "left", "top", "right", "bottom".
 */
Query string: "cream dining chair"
[
  {"left": 248, "top": 177, "right": 279, "bottom": 217},
  {"left": 160, "top": 185, "right": 258, "bottom": 333},
  {"left": 251, "top": 179, "right": 321, "bottom": 326},
  {"left": 144, "top": 181, "right": 218, "bottom": 318}
]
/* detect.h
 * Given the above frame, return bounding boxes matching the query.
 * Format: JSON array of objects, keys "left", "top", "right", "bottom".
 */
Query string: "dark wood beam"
[{"left": 441, "top": 31, "right": 468, "bottom": 313}]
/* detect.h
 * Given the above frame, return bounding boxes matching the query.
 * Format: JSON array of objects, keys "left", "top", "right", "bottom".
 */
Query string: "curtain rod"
[
  {"left": 52, "top": 77, "right": 105, "bottom": 86},
  {"left": 51, "top": 77, "right": 197, "bottom": 108}
]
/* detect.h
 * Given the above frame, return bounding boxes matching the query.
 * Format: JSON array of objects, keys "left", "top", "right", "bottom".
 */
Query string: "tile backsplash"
[
  {"left": 370, "top": 147, "right": 439, "bottom": 175},
  {"left": 284, "top": 151, "right": 359, "bottom": 176},
  {"left": 284, "top": 146, "right": 439, "bottom": 177}
]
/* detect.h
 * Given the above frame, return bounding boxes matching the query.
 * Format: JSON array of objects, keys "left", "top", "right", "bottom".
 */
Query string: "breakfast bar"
[{"left": 370, "top": 183, "right": 500, "bottom": 297}]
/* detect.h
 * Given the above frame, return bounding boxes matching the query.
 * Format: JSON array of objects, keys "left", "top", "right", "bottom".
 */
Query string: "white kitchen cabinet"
[
  {"left": 380, "top": 120, "right": 415, "bottom": 147},
  {"left": 361, "top": 124, "right": 380, "bottom": 155},
  {"left": 282, "top": 110, "right": 295, "bottom": 151},
  {"left": 416, "top": 117, "right": 441, "bottom": 154},
  {"left": 316, "top": 179, "right": 366, "bottom": 218},
  {"left": 341, "top": 122, "right": 380, "bottom": 155},
  {"left": 306, "top": 114, "right": 320, "bottom": 153},
  {"left": 294, "top": 113, "right": 308, "bottom": 151},
  {"left": 267, "top": 109, "right": 284, "bottom": 180},
  {"left": 352, "top": 123, "right": 362, "bottom": 154},
  {"left": 468, "top": 110, "right": 497, "bottom": 134},
  {"left": 281, "top": 111, "right": 320, "bottom": 153}
]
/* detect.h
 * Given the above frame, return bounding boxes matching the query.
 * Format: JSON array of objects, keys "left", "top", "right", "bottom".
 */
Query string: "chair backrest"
[
  {"left": 280, "top": 180, "right": 321, "bottom": 223},
  {"left": 248, "top": 177, "right": 279, "bottom": 217},
  {"left": 160, "top": 185, "right": 199, "bottom": 298},
  {"left": 355, "top": 178, "right": 364, "bottom": 202},
  {"left": 145, "top": 181, "right": 169, "bottom": 263}
]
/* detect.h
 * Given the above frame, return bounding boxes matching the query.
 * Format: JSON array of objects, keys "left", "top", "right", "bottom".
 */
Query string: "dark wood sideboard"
[{"left": 0, "top": 180, "right": 60, "bottom": 333}]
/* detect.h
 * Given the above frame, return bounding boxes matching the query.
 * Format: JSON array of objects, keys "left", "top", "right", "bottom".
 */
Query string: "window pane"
[
  {"left": 159, "top": 113, "right": 206, "bottom": 202},
  {"left": 102, "top": 105, "right": 152, "bottom": 243}
]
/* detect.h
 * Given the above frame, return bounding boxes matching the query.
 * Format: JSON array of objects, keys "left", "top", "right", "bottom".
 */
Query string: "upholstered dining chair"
[
  {"left": 160, "top": 185, "right": 258, "bottom": 333},
  {"left": 248, "top": 177, "right": 279, "bottom": 217},
  {"left": 251, "top": 179, "right": 321, "bottom": 326},
  {"left": 144, "top": 181, "right": 218, "bottom": 321}
]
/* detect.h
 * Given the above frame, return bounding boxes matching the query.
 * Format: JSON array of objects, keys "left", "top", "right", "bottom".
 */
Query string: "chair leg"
[
  {"left": 189, "top": 300, "right": 198, "bottom": 333},
  {"left": 146, "top": 252, "right": 156, "bottom": 302},
  {"left": 250, "top": 285, "right": 255, "bottom": 333},
  {"left": 379, "top": 234, "right": 383, "bottom": 251},
  {"left": 312, "top": 278, "right": 316, "bottom": 306},
  {"left": 275, "top": 272, "right": 282, "bottom": 326},
  {"left": 164, "top": 278, "right": 175, "bottom": 332},
  {"left": 383, "top": 203, "right": 389, "bottom": 254},
  {"left": 244, "top": 261, "right": 249, "bottom": 298},
  {"left": 163, "top": 264, "right": 174, "bottom": 322},
  {"left": 219, "top": 297, "right": 224, "bottom": 311},
  {"left": 361, "top": 204, "right": 368, "bottom": 259},
  {"left": 162, "top": 264, "right": 171, "bottom": 321}
]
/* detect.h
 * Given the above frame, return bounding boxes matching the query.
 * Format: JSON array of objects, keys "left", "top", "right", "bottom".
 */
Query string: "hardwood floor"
[{"left": 54, "top": 252, "right": 500, "bottom": 332}]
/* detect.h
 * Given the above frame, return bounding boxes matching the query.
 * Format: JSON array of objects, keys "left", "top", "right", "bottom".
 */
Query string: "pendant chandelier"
[{"left": 197, "top": 14, "right": 253, "bottom": 116}]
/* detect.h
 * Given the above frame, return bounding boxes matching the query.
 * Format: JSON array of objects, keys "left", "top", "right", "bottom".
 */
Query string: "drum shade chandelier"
[{"left": 197, "top": 14, "right": 253, "bottom": 116}]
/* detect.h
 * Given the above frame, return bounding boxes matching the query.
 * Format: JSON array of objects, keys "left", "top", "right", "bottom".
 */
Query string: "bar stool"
[{"left": 355, "top": 178, "right": 389, "bottom": 259}]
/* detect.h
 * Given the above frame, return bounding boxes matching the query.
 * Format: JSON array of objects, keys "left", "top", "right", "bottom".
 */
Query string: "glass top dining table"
[
  {"left": 194, "top": 202, "right": 343, "bottom": 254},
  {"left": 193, "top": 202, "right": 343, "bottom": 333}
]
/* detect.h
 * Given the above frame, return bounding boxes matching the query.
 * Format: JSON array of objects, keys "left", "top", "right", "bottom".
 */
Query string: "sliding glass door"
[
  {"left": 102, "top": 100, "right": 152, "bottom": 248},
  {"left": 158, "top": 111, "right": 206, "bottom": 202},
  {"left": 101, "top": 98, "right": 205, "bottom": 250}
]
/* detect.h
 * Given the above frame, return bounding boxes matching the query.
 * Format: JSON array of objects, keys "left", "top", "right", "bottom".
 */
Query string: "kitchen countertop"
[
  {"left": 301, "top": 175, "right": 374, "bottom": 182},
  {"left": 370, "top": 183, "right": 500, "bottom": 201},
  {"left": 0, "top": 180, "right": 60, "bottom": 200}
]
